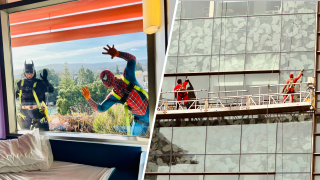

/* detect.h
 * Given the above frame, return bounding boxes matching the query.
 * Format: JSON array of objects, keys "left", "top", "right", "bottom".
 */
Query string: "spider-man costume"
[
  {"left": 281, "top": 72, "right": 303, "bottom": 103},
  {"left": 174, "top": 80, "right": 189, "bottom": 109},
  {"left": 85, "top": 51, "right": 149, "bottom": 136}
]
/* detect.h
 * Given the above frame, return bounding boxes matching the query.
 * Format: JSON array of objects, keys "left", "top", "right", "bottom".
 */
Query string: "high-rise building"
[{"left": 145, "top": 1, "right": 319, "bottom": 180}]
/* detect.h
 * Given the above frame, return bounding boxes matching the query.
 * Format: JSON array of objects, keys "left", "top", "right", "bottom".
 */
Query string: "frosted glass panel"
[
  {"left": 177, "top": 56, "right": 210, "bottom": 73},
  {"left": 165, "top": 57, "right": 177, "bottom": 73},
  {"left": 168, "top": 21, "right": 180, "bottom": 56},
  {"left": 280, "top": 52, "right": 314, "bottom": 70},
  {"left": 281, "top": 14, "right": 315, "bottom": 52},
  {"left": 246, "top": 16, "right": 281, "bottom": 53},
  {"left": 179, "top": 19, "right": 213, "bottom": 56},
  {"left": 205, "top": 155, "right": 240, "bottom": 172},
  {"left": 245, "top": 53, "right": 280, "bottom": 70},
  {"left": 212, "top": 17, "right": 247, "bottom": 55}
]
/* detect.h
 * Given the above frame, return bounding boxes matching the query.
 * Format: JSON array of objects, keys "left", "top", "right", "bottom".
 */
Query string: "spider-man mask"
[{"left": 100, "top": 70, "right": 115, "bottom": 87}]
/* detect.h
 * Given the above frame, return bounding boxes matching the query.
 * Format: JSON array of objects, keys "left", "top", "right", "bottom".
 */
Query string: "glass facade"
[
  {"left": 146, "top": 114, "right": 312, "bottom": 179},
  {"left": 149, "top": 1, "right": 317, "bottom": 180}
]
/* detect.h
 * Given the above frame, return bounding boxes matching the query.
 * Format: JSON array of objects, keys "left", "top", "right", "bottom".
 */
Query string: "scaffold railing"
[{"left": 157, "top": 83, "right": 314, "bottom": 117}]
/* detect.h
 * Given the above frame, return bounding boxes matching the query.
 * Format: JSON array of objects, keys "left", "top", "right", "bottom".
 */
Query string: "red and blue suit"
[{"left": 85, "top": 51, "right": 149, "bottom": 136}]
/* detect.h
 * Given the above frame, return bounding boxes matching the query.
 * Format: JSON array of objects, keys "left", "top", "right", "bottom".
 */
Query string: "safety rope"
[{"left": 112, "top": 76, "right": 148, "bottom": 136}]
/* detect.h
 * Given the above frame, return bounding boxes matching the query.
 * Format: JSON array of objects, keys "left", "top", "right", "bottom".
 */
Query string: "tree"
[
  {"left": 77, "top": 65, "right": 95, "bottom": 86},
  {"left": 56, "top": 79, "right": 111, "bottom": 115},
  {"left": 116, "top": 65, "right": 120, "bottom": 75},
  {"left": 59, "top": 62, "right": 74, "bottom": 88},
  {"left": 136, "top": 62, "right": 144, "bottom": 72}
]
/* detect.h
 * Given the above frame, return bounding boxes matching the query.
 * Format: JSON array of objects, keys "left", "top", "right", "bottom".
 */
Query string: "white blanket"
[
  {"left": 0, "top": 129, "right": 53, "bottom": 173},
  {"left": 0, "top": 161, "right": 115, "bottom": 180}
]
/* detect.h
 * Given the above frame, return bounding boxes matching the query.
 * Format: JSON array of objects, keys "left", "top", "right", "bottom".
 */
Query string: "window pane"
[
  {"left": 175, "top": 1, "right": 181, "bottom": 20},
  {"left": 240, "top": 154, "right": 275, "bottom": 172},
  {"left": 207, "top": 118, "right": 241, "bottom": 154},
  {"left": 240, "top": 175, "right": 274, "bottom": 180},
  {"left": 171, "top": 175, "right": 204, "bottom": 180},
  {"left": 146, "top": 155, "right": 171, "bottom": 172},
  {"left": 186, "top": 76, "right": 209, "bottom": 99},
  {"left": 172, "top": 125, "right": 206, "bottom": 154},
  {"left": 316, "top": 136, "right": 320, "bottom": 153},
  {"left": 316, "top": 156, "right": 320, "bottom": 172},
  {"left": 165, "top": 57, "right": 177, "bottom": 73},
  {"left": 205, "top": 155, "right": 240, "bottom": 172},
  {"left": 177, "top": 56, "right": 211, "bottom": 73},
  {"left": 211, "top": 17, "right": 247, "bottom": 55},
  {"left": 161, "top": 77, "right": 176, "bottom": 100},
  {"left": 214, "top": 1, "right": 247, "bottom": 17},
  {"left": 276, "top": 154, "right": 311, "bottom": 173},
  {"left": 317, "top": 116, "right": 320, "bottom": 132},
  {"left": 210, "top": 75, "right": 245, "bottom": 95},
  {"left": 211, "top": 55, "right": 219, "bottom": 72},
  {"left": 244, "top": 74, "right": 279, "bottom": 96},
  {"left": 242, "top": 117, "right": 277, "bottom": 153},
  {"left": 205, "top": 175, "right": 238, "bottom": 180},
  {"left": 245, "top": 53, "right": 280, "bottom": 71},
  {"left": 149, "top": 119, "right": 173, "bottom": 155},
  {"left": 246, "top": 16, "right": 281, "bottom": 53},
  {"left": 171, "top": 155, "right": 205, "bottom": 172},
  {"left": 145, "top": 175, "right": 170, "bottom": 180},
  {"left": 220, "top": 54, "right": 245, "bottom": 71},
  {"left": 275, "top": 174, "right": 310, "bottom": 180},
  {"left": 248, "top": 1, "right": 282, "bottom": 15},
  {"left": 280, "top": 52, "right": 314, "bottom": 71},
  {"left": 281, "top": 14, "right": 315, "bottom": 52},
  {"left": 282, "top": 1, "right": 316, "bottom": 14},
  {"left": 168, "top": 21, "right": 180, "bottom": 56},
  {"left": 179, "top": 19, "right": 213, "bottom": 56},
  {"left": 181, "top": 1, "right": 213, "bottom": 19},
  {"left": 277, "top": 116, "right": 312, "bottom": 153}
]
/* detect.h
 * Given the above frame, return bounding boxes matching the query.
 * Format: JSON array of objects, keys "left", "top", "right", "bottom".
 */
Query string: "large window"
[
  {"left": 146, "top": 114, "right": 312, "bottom": 178},
  {"left": 5, "top": 0, "right": 150, "bottom": 137}
]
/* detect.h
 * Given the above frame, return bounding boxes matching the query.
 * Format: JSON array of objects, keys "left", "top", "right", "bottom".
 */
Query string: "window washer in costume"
[
  {"left": 16, "top": 61, "right": 54, "bottom": 131},
  {"left": 281, "top": 69, "right": 304, "bottom": 103},
  {"left": 81, "top": 45, "right": 149, "bottom": 136},
  {"left": 174, "top": 78, "right": 190, "bottom": 109}
]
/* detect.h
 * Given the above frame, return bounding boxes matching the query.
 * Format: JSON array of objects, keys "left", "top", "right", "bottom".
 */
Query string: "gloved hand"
[
  {"left": 40, "top": 69, "right": 48, "bottom": 81},
  {"left": 102, "top": 44, "right": 119, "bottom": 59},
  {"left": 81, "top": 86, "right": 91, "bottom": 101},
  {"left": 185, "top": 78, "right": 189, "bottom": 82}
]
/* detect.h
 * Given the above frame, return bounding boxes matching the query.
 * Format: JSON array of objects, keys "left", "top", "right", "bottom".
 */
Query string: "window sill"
[{"left": 7, "top": 130, "right": 149, "bottom": 148}]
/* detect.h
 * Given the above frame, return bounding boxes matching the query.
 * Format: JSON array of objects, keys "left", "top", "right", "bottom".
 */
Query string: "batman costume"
[{"left": 16, "top": 61, "right": 54, "bottom": 131}]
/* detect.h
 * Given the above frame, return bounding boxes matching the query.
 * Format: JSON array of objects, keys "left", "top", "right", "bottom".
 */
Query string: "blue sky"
[{"left": 11, "top": 32, "right": 147, "bottom": 70}]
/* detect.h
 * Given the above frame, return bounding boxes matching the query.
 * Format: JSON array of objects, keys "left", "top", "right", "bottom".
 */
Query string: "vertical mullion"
[{"left": 313, "top": 2, "right": 319, "bottom": 180}]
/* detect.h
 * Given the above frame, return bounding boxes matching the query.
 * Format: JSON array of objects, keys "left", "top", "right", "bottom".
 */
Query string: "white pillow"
[{"left": 0, "top": 129, "right": 53, "bottom": 173}]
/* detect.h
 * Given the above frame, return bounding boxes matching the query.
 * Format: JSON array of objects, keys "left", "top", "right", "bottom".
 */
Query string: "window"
[{"left": 4, "top": 0, "right": 150, "bottom": 139}]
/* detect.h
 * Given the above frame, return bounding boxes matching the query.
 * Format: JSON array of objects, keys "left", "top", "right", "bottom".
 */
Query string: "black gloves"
[{"left": 40, "top": 69, "right": 48, "bottom": 82}]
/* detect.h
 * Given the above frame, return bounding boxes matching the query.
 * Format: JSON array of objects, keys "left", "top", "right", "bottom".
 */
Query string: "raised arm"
[
  {"left": 102, "top": 44, "right": 136, "bottom": 79},
  {"left": 81, "top": 86, "right": 116, "bottom": 112},
  {"left": 40, "top": 69, "right": 54, "bottom": 93},
  {"left": 294, "top": 72, "right": 303, "bottom": 82}
]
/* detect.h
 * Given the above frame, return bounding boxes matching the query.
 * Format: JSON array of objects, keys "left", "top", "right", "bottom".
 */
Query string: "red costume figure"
[
  {"left": 174, "top": 79, "right": 190, "bottom": 109},
  {"left": 281, "top": 71, "right": 303, "bottom": 103}
]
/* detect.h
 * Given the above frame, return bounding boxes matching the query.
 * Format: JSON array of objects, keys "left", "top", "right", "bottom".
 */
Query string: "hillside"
[{"left": 14, "top": 59, "right": 147, "bottom": 79}]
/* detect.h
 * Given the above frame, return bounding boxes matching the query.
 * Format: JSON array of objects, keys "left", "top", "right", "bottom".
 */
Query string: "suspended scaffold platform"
[{"left": 157, "top": 83, "right": 315, "bottom": 119}]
